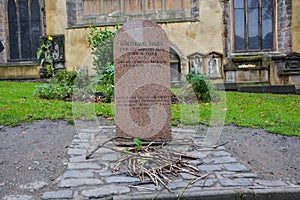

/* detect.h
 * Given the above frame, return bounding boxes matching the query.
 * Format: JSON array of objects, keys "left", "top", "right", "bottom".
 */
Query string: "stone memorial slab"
[
  {"left": 226, "top": 71, "right": 236, "bottom": 82},
  {"left": 206, "top": 52, "right": 223, "bottom": 79},
  {"left": 114, "top": 19, "right": 171, "bottom": 141},
  {"left": 188, "top": 52, "right": 204, "bottom": 74}
]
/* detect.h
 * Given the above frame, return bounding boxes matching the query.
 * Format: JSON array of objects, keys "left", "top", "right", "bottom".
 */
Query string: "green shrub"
[
  {"left": 86, "top": 25, "right": 119, "bottom": 102},
  {"left": 87, "top": 25, "right": 119, "bottom": 75},
  {"left": 185, "top": 72, "right": 219, "bottom": 103},
  {"left": 53, "top": 70, "right": 77, "bottom": 86},
  {"left": 92, "top": 64, "right": 115, "bottom": 103},
  {"left": 100, "top": 64, "right": 114, "bottom": 103},
  {"left": 34, "top": 82, "right": 73, "bottom": 100},
  {"left": 73, "top": 66, "right": 94, "bottom": 99},
  {"left": 34, "top": 70, "right": 77, "bottom": 100}
]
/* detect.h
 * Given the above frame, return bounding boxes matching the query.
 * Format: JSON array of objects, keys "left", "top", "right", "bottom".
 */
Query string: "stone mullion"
[
  {"left": 13, "top": 0, "right": 21, "bottom": 60},
  {"left": 120, "top": 0, "right": 124, "bottom": 19},
  {"left": 141, "top": 0, "right": 144, "bottom": 14},
  {"left": 244, "top": 0, "right": 249, "bottom": 51},
  {"left": 222, "top": 0, "right": 231, "bottom": 57},
  {"left": 162, "top": 0, "right": 166, "bottom": 13},
  {"left": 16, "top": 1, "right": 22, "bottom": 60},
  {"left": 272, "top": 0, "right": 276, "bottom": 51},
  {"left": 28, "top": 0, "right": 33, "bottom": 59},
  {"left": 258, "top": 0, "right": 262, "bottom": 51},
  {"left": 40, "top": 0, "right": 46, "bottom": 36},
  {"left": 99, "top": 0, "right": 102, "bottom": 15}
]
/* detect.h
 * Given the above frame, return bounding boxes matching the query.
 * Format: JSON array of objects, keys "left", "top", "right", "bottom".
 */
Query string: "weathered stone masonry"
[
  {"left": 66, "top": 0, "right": 200, "bottom": 28},
  {"left": 277, "top": 0, "right": 292, "bottom": 52}
]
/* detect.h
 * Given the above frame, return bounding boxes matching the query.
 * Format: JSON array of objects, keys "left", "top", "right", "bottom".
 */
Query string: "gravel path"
[{"left": 0, "top": 120, "right": 299, "bottom": 198}]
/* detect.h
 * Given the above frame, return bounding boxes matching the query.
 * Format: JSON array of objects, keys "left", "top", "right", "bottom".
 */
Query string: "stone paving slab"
[
  {"left": 3, "top": 195, "right": 33, "bottom": 200},
  {"left": 39, "top": 126, "right": 300, "bottom": 200},
  {"left": 41, "top": 190, "right": 73, "bottom": 200}
]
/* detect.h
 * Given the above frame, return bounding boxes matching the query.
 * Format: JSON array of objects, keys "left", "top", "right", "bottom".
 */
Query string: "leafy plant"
[
  {"left": 185, "top": 72, "right": 219, "bottom": 103},
  {"left": 86, "top": 24, "right": 119, "bottom": 102},
  {"left": 87, "top": 24, "right": 119, "bottom": 75},
  {"left": 53, "top": 70, "right": 77, "bottom": 87},
  {"left": 34, "top": 82, "right": 73, "bottom": 100},
  {"left": 133, "top": 138, "right": 143, "bottom": 151},
  {"left": 93, "top": 64, "right": 114, "bottom": 103},
  {"left": 73, "top": 66, "right": 94, "bottom": 99},
  {"left": 37, "top": 36, "right": 54, "bottom": 77},
  {"left": 34, "top": 70, "right": 77, "bottom": 100}
]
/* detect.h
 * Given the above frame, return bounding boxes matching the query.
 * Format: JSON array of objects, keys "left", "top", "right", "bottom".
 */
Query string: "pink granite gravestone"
[{"left": 114, "top": 19, "right": 171, "bottom": 141}]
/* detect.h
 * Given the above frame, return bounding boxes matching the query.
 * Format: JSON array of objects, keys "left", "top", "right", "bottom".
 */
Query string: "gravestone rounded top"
[
  {"left": 114, "top": 19, "right": 171, "bottom": 141},
  {"left": 114, "top": 19, "right": 170, "bottom": 65}
]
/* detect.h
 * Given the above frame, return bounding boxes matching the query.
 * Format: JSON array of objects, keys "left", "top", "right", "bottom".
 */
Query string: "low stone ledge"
[{"left": 82, "top": 185, "right": 130, "bottom": 198}]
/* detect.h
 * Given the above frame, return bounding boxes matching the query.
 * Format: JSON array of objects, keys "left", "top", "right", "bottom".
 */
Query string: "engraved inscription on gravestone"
[{"left": 114, "top": 19, "right": 171, "bottom": 141}]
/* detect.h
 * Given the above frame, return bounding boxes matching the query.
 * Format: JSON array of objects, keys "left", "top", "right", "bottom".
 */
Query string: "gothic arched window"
[
  {"left": 170, "top": 48, "right": 181, "bottom": 82},
  {"left": 233, "top": 0, "right": 274, "bottom": 51},
  {"left": 8, "top": 0, "right": 19, "bottom": 59},
  {"left": 7, "top": 0, "right": 42, "bottom": 61}
]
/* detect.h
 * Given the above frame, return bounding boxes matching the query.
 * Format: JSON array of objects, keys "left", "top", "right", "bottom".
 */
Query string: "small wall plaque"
[
  {"left": 187, "top": 52, "right": 205, "bottom": 74},
  {"left": 206, "top": 51, "right": 223, "bottom": 79}
]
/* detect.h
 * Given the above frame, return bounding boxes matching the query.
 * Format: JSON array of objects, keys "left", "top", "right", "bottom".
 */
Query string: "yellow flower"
[{"left": 47, "top": 36, "right": 53, "bottom": 41}]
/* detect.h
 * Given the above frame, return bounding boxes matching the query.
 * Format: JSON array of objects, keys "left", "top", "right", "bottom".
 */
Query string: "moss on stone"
[{"left": 232, "top": 55, "right": 263, "bottom": 62}]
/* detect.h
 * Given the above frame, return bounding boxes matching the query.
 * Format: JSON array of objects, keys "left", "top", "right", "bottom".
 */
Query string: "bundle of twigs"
[
  {"left": 111, "top": 143, "right": 202, "bottom": 192},
  {"left": 86, "top": 137, "right": 209, "bottom": 193}
]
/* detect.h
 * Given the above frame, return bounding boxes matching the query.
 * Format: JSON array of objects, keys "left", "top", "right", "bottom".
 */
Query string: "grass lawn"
[
  {"left": 0, "top": 81, "right": 73, "bottom": 125},
  {"left": 225, "top": 92, "right": 300, "bottom": 136},
  {"left": 0, "top": 81, "right": 299, "bottom": 137}
]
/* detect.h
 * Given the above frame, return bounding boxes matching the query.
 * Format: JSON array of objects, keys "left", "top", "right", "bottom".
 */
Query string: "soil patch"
[
  {"left": 0, "top": 120, "right": 76, "bottom": 198},
  {"left": 219, "top": 125, "right": 300, "bottom": 182}
]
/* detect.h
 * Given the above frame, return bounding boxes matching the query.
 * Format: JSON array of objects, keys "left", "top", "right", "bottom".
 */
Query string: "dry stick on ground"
[
  {"left": 85, "top": 136, "right": 203, "bottom": 159},
  {"left": 178, "top": 173, "right": 210, "bottom": 199},
  {"left": 129, "top": 185, "right": 156, "bottom": 191}
]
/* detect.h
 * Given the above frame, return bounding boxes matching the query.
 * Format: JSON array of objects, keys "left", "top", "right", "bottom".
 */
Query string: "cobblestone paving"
[{"left": 5, "top": 126, "right": 300, "bottom": 200}]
